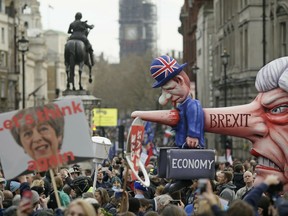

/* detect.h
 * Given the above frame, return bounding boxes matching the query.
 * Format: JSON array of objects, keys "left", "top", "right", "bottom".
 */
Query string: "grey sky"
[{"left": 39, "top": 0, "right": 183, "bottom": 63}]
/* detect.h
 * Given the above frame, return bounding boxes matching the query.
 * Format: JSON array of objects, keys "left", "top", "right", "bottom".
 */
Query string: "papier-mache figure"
[
  {"left": 150, "top": 55, "right": 205, "bottom": 149},
  {"left": 132, "top": 54, "right": 288, "bottom": 193},
  {"left": 142, "top": 55, "right": 206, "bottom": 193}
]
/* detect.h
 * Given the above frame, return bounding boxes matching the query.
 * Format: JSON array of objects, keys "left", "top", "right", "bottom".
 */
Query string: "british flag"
[
  {"left": 150, "top": 55, "right": 187, "bottom": 88},
  {"left": 151, "top": 55, "right": 178, "bottom": 79}
]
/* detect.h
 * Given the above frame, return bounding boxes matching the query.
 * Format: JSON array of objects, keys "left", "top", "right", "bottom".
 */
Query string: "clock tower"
[
  {"left": 119, "top": 0, "right": 157, "bottom": 61},
  {"left": 125, "top": 25, "right": 138, "bottom": 40}
]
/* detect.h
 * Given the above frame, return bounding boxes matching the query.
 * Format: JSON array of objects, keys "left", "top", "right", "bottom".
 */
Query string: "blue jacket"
[
  {"left": 173, "top": 96, "right": 205, "bottom": 148},
  {"left": 243, "top": 182, "right": 269, "bottom": 216}
]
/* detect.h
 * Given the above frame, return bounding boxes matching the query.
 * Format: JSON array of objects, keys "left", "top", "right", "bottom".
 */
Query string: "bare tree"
[{"left": 92, "top": 53, "right": 159, "bottom": 119}]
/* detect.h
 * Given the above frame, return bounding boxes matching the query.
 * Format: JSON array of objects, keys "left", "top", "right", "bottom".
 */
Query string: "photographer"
[
  {"left": 200, "top": 179, "right": 226, "bottom": 216},
  {"left": 93, "top": 167, "right": 112, "bottom": 189},
  {"left": 102, "top": 156, "right": 124, "bottom": 183},
  {"left": 200, "top": 179, "right": 254, "bottom": 216}
]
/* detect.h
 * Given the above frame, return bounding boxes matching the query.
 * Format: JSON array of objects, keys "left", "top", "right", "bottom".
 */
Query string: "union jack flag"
[{"left": 150, "top": 55, "right": 179, "bottom": 79}]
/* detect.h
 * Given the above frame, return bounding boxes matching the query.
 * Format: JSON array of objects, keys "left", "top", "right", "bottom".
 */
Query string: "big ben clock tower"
[
  {"left": 119, "top": 0, "right": 157, "bottom": 61},
  {"left": 125, "top": 25, "right": 138, "bottom": 40}
]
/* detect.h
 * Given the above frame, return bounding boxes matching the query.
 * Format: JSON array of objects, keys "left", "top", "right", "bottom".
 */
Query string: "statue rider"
[{"left": 68, "top": 12, "right": 94, "bottom": 66}]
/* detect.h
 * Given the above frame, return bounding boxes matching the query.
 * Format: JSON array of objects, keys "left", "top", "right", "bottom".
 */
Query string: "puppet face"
[
  {"left": 205, "top": 88, "right": 288, "bottom": 190},
  {"left": 250, "top": 88, "right": 288, "bottom": 190},
  {"left": 158, "top": 75, "right": 190, "bottom": 106}
]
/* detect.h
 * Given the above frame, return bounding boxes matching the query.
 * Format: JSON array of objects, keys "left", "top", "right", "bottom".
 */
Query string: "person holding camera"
[
  {"left": 59, "top": 167, "right": 73, "bottom": 187},
  {"left": 94, "top": 167, "right": 112, "bottom": 189},
  {"left": 200, "top": 179, "right": 255, "bottom": 216},
  {"left": 197, "top": 179, "right": 226, "bottom": 216}
]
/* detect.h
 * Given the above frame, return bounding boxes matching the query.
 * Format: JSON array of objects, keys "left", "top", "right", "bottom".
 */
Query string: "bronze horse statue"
[{"left": 64, "top": 39, "right": 93, "bottom": 90}]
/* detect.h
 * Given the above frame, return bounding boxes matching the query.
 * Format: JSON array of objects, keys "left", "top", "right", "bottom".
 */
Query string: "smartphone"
[
  {"left": 169, "top": 200, "right": 181, "bottom": 205},
  {"left": 21, "top": 190, "right": 33, "bottom": 213},
  {"left": 198, "top": 178, "right": 209, "bottom": 194}
]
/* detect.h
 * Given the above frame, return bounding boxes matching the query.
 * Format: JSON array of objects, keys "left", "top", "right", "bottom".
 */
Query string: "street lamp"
[
  {"left": 81, "top": 95, "right": 102, "bottom": 135},
  {"left": 221, "top": 49, "right": 230, "bottom": 159},
  {"left": 221, "top": 49, "right": 230, "bottom": 107},
  {"left": 18, "top": 34, "right": 29, "bottom": 109},
  {"left": 191, "top": 65, "right": 199, "bottom": 99},
  {"left": 55, "top": 94, "right": 101, "bottom": 135}
]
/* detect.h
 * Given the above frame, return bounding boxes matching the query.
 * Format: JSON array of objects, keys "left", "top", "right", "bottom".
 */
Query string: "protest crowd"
[{"left": 0, "top": 153, "right": 287, "bottom": 216}]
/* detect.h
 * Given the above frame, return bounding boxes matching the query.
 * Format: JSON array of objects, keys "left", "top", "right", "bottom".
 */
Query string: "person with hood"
[
  {"left": 232, "top": 162, "right": 245, "bottom": 192},
  {"left": 216, "top": 170, "right": 236, "bottom": 204}
]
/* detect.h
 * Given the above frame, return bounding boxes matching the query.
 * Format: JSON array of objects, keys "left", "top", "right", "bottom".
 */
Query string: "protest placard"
[
  {"left": 125, "top": 117, "right": 150, "bottom": 187},
  {"left": 0, "top": 97, "right": 95, "bottom": 179}
]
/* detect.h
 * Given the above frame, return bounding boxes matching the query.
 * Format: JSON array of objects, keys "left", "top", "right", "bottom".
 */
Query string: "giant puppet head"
[
  {"left": 132, "top": 56, "right": 288, "bottom": 191},
  {"left": 204, "top": 57, "right": 288, "bottom": 190}
]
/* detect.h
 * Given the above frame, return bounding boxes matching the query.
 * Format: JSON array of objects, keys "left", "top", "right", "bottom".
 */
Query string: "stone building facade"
[
  {"left": 180, "top": 0, "right": 288, "bottom": 159},
  {"left": 0, "top": 0, "right": 48, "bottom": 111}
]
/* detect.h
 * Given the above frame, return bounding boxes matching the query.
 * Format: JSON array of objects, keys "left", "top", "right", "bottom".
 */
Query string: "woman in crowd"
[
  {"left": 95, "top": 187, "right": 117, "bottom": 216},
  {"left": 65, "top": 198, "right": 97, "bottom": 216},
  {"left": 160, "top": 204, "right": 187, "bottom": 216}
]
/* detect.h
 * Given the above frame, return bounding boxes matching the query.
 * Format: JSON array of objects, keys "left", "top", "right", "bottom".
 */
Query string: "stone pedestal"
[{"left": 62, "top": 89, "right": 91, "bottom": 97}]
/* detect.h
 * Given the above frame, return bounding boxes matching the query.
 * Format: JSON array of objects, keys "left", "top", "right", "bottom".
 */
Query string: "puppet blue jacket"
[{"left": 173, "top": 96, "right": 205, "bottom": 148}]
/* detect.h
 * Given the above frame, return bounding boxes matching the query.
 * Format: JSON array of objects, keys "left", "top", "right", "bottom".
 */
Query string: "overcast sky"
[{"left": 39, "top": 0, "right": 183, "bottom": 63}]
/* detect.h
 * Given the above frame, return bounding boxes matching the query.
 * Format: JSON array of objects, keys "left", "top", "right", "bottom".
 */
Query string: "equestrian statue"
[{"left": 64, "top": 12, "right": 94, "bottom": 90}]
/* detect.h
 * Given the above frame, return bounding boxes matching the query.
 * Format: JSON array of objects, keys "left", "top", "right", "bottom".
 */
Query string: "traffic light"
[{"left": 225, "top": 136, "right": 232, "bottom": 150}]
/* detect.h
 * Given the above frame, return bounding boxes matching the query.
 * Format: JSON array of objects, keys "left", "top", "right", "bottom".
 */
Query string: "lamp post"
[
  {"left": 221, "top": 49, "right": 230, "bottom": 159},
  {"left": 18, "top": 34, "right": 29, "bottom": 109},
  {"left": 81, "top": 95, "right": 102, "bottom": 135},
  {"left": 221, "top": 49, "right": 230, "bottom": 107},
  {"left": 191, "top": 65, "right": 199, "bottom": 99},
  {"left": 54, "top": 94, "right": 101, "bottom": 135}
]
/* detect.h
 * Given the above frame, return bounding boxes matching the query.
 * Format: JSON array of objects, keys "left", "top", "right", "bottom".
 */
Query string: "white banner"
[{"left": 0, "top": 98, "right": 94, "bottom": 179}]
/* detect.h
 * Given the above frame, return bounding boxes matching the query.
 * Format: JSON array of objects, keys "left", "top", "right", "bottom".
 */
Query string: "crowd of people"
[{"left": 0, "top": 155, "right": 287, "bottom": 216}]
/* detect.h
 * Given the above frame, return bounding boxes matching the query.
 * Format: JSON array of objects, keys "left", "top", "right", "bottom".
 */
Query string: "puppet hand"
[{"left": 186, "top": 137, "right": 199, "bottom": 148}]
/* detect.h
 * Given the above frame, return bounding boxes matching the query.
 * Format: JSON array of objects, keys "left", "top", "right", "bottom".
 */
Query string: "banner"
[
  {"left": 125, "top": 117, "right": 150, "bottom": 187},
  {"left": 92, "top": 108, "right": 118, "bottom": 127},
  {"left": 129, "top": 124, "right": 144, "bottom": 180},
  {"left": 0, "top": 98, "right": 95, "bottom": 179}
]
